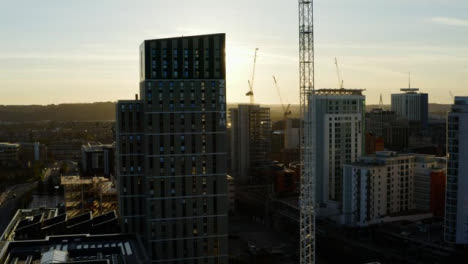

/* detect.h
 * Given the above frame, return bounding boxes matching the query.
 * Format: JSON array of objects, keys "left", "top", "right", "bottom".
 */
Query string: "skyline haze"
[{"left": 0, "top": 0, "right": 467, "bottom": 105}]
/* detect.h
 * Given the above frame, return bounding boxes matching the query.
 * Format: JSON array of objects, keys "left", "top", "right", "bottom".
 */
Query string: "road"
[
  {"left": 0, "top": 164, "right": 56, "bottom": 207},
  {"left": 0, "top": 182, "right": 35, "bottom": 207}
]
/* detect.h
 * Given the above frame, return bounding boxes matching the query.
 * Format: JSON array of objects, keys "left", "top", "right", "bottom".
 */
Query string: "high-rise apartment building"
[
  {"left": 342, "top": 151, "right": 415, "bottom": 226},
  {"left": 308, "top": 89, "right": 365, "bottom": 206},
  {"left": 445, "top": 97, "right": 468, "bottom": 244},
  {"left": 229, "top": 104, "right": 271, "bottom": 184},
  {"left": 116, "top": 34, "right": 228, "bottom": 263},
  {"left": 391, "top": 88, "right": 428, "bottom": 130}
]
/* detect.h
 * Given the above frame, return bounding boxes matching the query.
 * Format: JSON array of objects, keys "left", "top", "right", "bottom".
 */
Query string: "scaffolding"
[
  {"left": 249, "top": 106, "right": 272, "bottom": 170},
  {"left": 61, "top": 176, "right": 117, "bottom": 218}
]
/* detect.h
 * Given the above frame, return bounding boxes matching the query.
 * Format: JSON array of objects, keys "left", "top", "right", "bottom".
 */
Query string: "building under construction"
[
  {"left": 61, "top": 176, "right": 117, "bottom": 217},
  {"left": 229, "top": 104, "right": 271, "bottom": 184}
]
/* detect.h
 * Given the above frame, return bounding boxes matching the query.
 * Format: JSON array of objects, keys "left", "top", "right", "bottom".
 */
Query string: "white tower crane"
[
  {"left": 299, "top": 0, "right": 315, "bottom": 263},
  {"left": 246, "top": 48, "right": 259, "bottom": 104}
]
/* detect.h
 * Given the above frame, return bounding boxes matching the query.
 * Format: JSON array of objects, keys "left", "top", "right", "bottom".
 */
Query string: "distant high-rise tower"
[
  {"left": 229, "top": 104, "right": 271, "bottom": 184},
  {"left": 391, "top": 88, "right": 428, "bottom": 130},
  {"left": 308, "top": 89, "right": 365, "bottom": 206},
  {"left": 444, "top": 96, "right": 468, "bottom": 244},
  {"left": 116, "top": 34, "right": 228, "bottom": 263}
]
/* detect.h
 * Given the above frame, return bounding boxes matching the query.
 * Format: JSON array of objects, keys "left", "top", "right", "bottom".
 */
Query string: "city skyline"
[{"left": 1, "top": 0, "right": 467, "bottom": 105}]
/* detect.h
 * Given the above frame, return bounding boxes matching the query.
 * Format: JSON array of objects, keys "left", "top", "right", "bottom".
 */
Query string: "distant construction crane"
[
  {"left": 379, "top": 93, "right": 384, "bottom": 109},
  {"left": 299, "top": 0, "right": 315, "bottom": 263},
  {"left": 246, "top": 48, "right": 259, "bottom": 104},
  {"left": 273, "top": 76, "right": 292, "bottom": 148},
  {"left": 335, "top": 57, "right": 344, "bottom": 89}
]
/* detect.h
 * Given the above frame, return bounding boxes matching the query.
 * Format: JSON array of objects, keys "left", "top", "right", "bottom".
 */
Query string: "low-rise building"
[
  {"left": 0, "top": 208, "right": 120, "bottom": 243},
  {"left": 0, "top": 232, "right": 148, "bottom": 264},
  {"left": 0, "top": 208, "right": 132, "bottom": 263},
  {"left": 413, "top": 155, "right": 446, "bottom": 216},
  {"left": 61, "top": 176, "right": 118, "bottom": 217},
  {"left": 0, "top": 143, "right": 20, "bottom": 167},
  {"left": 48, "top": 141, "right": 82, "bottom": 161},
  {"left": 81, "top": 143, "right": 115, "bottom": 177},
  {"left": 18, "top": 142, "right": 47, "bottom": 164},
  {"left": 342, "top": 151, "right": 416, "bottom": 226},
  {"left": 365, "top": 132, "right": 384, "bottom": 155}
]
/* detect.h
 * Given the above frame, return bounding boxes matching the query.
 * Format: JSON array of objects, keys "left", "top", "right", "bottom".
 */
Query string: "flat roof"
[
  {"left": 143, "top": 33, "right": 225, "bottom": 43},
  {"left": 0, "top": 143, "right": 20, "bottom": 148},
  {"left": 400, "top": 88, "right": 420, "bottom": 92},
  {"left": 0, "top": 233, "right": 149, "bottom": 263},
  {"left": 82, "top": 143, "right": 114, "bottom": 152},
  {"left": 313, "top": 88, "right": 365, "bottom": 96}
]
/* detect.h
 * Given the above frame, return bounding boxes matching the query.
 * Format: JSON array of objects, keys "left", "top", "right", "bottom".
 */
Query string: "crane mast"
[
  {"left": 299, "top": 0, "right": 315, "bottom": 264},
  {"left": 335, "top": 57, "right": 344, "bottom": 89},
  {"left": 273, "top": 76, "right": 292, "bottom": 148},
  {"left": 246, "top": 48, "right": 259, "bottom": 104}
]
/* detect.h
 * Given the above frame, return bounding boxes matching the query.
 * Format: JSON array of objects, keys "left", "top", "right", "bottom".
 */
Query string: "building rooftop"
[
  {"left": 349, "top": 151, "right": 416, "bottom": 167},
  {"left": 0, "top": 143, "right": 20, "bottom": 148},
  {"left": 452, "top": 96, "right": 468, "bottom": 113},
  {"left": 0, "top": 208, "right": 58, "bottom": 242},
  {"left": 400, "top": 88, "right": 420, "bottom": 93},
  {"left": 367, "top": 108, "right": 395, "bottom": 114},
  {"left": 1, "top": 208, "right": 120, "bottom": 243},
  {"left": 82, "top": 143, "right": 114, "bottom": 153},
  {"left": 313, "top": 88, "right": 365, "bottom": 96},
  {"left": 0, "top": 233, "right": 149, "bottom": 264},
  {"left": 143, "top": 33, "right": 225, "bottom": 43}
]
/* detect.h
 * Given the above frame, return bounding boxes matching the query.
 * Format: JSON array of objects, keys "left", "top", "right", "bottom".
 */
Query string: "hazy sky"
[{"left": 0, "top": 0, "right": 467, "bottom": 105}]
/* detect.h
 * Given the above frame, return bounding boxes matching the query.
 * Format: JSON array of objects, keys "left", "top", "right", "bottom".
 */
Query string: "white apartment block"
[
  {"left": 342, "top": 151, "right": 415, "bottom": 226},
  {"left": 308, "top": 89, "right": 365, "bottom": 206}
]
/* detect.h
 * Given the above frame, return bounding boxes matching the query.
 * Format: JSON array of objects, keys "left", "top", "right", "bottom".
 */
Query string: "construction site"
[{"left": 60, "top": 175, "right": 117, "bottom": 218}]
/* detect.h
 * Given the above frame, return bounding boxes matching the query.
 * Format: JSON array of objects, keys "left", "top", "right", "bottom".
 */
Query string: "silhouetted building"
[
  {"left": 382, "top": 118, "right": 411, "bottom": 150},
  {"left": 227, "top": 175, "right": 235, "bottom": 214},
  {"left": 285, "top": 118, "right": 300, "bottom": 149},
  {"left": 445, "top": 97, "right": 468, "bottom": 244},
  {"left": 391, "top": 88, "right": 428, "bottom": 130},
  {"left": 81, "top": 143, "right": 115, "bottom": 177},
  {"left": 0, "top": 143, "right": 20, "bottom": 167},
  {"left": 365, "top": 108, "right": 397, "bottom": 137},
  {"left": 116, "top": 34, "right": 228, "bottom": 263},
  {"left": 365, "top": 133, "right": 384, "bottom": 155},
  {"left": 274, "top": 167, "right": 297, "bottom": 195},
  {"left": 280, "top": 148, "right": 300, "bottom": 166},
  {"left": 365, "top": 109, "right": 410, "bottom": 150},
  {"left": 413, "top": 155, "right": 446, "bottom": 214},
  {"left": 430, "top": 167, "right": 446, "bottom": 218},
  {"left": 18, "top": 142, "right": 47, "bottom": 163},
  {"left": 48, "top": 141, "right": 82, "bottom": 161},
  {"left": 229, "top": 104, "right": 271, "bottom": 184}
]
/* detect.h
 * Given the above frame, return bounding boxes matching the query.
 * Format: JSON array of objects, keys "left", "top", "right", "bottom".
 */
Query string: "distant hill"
[
  {"left": 0, "top": 102, "right": 451, "bottom": 123},
  {"left": 366, "top": 104, "right": 450, "bottom": 117},
  {"left": 0, "top": 102, "right": 116, "bottom": 122}
]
